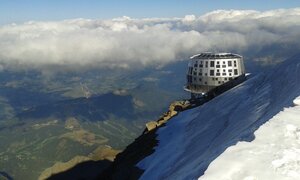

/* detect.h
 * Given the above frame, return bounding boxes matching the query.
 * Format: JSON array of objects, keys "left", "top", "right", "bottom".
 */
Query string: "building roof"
[{"left": 190, "top": 52, "right": 242, "bottom": 60}]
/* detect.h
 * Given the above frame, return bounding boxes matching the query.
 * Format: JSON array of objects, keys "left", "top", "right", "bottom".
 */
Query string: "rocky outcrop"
[{"left": 145, "top": 100, "right": 192, "bottom": 132}]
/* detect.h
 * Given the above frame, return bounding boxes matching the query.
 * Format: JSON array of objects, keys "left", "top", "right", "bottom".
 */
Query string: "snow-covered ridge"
[
  {"left": 137, "top": 54, "right": 300, "bottom": 179},
  {"left": 201, "top": 96, "right": 300, "bottom": 180}
]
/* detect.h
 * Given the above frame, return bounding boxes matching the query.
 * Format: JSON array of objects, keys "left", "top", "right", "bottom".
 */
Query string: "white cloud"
[{"left": 0, "top": 8, "right": 300, "bottom": 72}]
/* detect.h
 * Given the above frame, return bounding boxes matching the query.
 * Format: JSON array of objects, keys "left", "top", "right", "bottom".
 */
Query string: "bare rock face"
[
  {"left": 145, "top": 121, "right": 157, "bottom": 132},
  {"left": 145, "top": 100, "right": 191, "bottom": 132}
]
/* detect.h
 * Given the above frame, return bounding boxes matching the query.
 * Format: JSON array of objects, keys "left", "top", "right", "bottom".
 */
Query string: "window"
[
  {"left": 199, "top": 61, "right": 203, "bottom": 67},
  {"left": 199, "top": 78, "right": 202, "bottom": 81},
  {"left": 217, "top": 61, "right": 220, "bottom": 64},
  {"left": 222, "top": 65, "right": 226, "bottom": 68},
  {"left": 198, "top": 72, "right": 202, "bottom": 76},
  {"left": 194, "top": 64, "right": 197, "bottom": 67},
  {"left": 234, "top": 61, "right": 237, "bottom": 67},
  {"left": 216, "top": 73, "right": 220, "bottom": 76},
  {"left": 223, "top": 69, "right": 226, "bottom": 72},
  {"left": 193, "top": 78, "right": 196, "bottom": 81},
  {"left": 224, "top": 78, "right": 227, "bottom": 80},
  {"left": 215, "top": 78, "right": 218, "bottom": 80},
  {"left": 217, "top": 69, "right": 220, "bottom": 72},
  {"left": 216, "top": 65, "right": 220, "bottom": 68},
  {"left": 212, "top": 78, "right": 215, "bottom": 80},
  {"left": 187, "top": 76, "right": 192, "bottom": 83},
  {"left": 228, "top": 61, "right": 232, "bottom": 67},
  {"left": 205, "top": 61, "right": 208, "bottom": 68},
  {"left": 218, "top": 81, "right": 221, "bottom": 84},
  {"left": 228, "top": 69, "right": 232, "bottom": 72},
  {"left": 229, "top": 77, "right": 233, "bottom": 80},
  {"left": 234, "top": 69, "right": 238, "bottom": 75},
  {"left": 210, "top": 61, "right": 215, "bottom": 67},
  {"left": 229, "top": 73, "right": 232, "bottom": 76},
  {"left": 193, "top": 72, "right": 197, "bottom": 75},
  {"left": 223, "top": 61, "right": 226, "bottom": 64},
  {"left": 222, "top": 73, "right": 226, "bottom": 76},
  {"left": 210, "top": 70, "right": 214, "bottom": 76},
  {"left": 204, "top": 82, "right": 207, "bottom": 85}
]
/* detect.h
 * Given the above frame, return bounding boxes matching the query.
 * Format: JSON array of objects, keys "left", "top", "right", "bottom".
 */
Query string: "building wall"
[{"left": 186, "top": 57, "right": 245, "bottom": 93}]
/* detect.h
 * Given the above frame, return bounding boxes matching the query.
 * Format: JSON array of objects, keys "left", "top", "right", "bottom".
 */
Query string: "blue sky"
[{"left": 0, "top": 0, "right": 300, "bottom": 25}]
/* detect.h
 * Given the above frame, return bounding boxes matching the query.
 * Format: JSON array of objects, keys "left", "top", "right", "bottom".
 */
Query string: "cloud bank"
[{"left": 0, "top": 8, "right": 300, "bottom": 71}]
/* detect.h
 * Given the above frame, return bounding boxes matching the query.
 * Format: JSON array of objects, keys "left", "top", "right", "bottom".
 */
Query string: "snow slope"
[
  {"left": 200, "top": 96, "right": 300, "bottom": 180},
  {"left": 137, "top": 54, "right": 300, "bottom": 179}
]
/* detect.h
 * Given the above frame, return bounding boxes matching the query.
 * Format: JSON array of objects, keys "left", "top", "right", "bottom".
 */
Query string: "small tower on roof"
[{"left": 184, "top": 52, "right": 245, "bottom": 99}]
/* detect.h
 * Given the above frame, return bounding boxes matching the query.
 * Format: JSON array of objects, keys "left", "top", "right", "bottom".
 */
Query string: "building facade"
[{"left": 185, "top": 52, "right": 245, "bottom": 95}]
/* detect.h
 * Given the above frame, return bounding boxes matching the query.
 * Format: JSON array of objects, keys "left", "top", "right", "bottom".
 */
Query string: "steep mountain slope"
[
  {"left": 200, "top": 96, "right": 300, "bottom": 179},
  {"left": 135, "top": 54, "right": 300, "bottom": 179}
]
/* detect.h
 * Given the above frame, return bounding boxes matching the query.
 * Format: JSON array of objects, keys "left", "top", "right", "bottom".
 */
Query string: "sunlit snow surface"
[
  {"left": 137, "top": 55, "right": 300, "bottom": 180},
  {"left": 201, "top": 97, "right": 300, "bottom": 180}
]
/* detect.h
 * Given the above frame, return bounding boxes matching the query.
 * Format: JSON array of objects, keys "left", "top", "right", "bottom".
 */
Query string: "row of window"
[
  {"left": 188, "top": 76, "right": 238, "bottom": 86},
  {"left": 192, "top": 68, "right": 237, "bottom": 75},
  {"left": 195, "top": 77, "right": 233, "bottom": 82},
  {"left": 192, "top": 69, "right": 239, "bottom": 76},
  {"left": 191, "top": 79, "right": 228, "bottom": 85},
  {"left": 196, "top": 68, "right": 230, "bottom": 73},
  {"left": 193, "top": 60, "right": 238, "bottom": 68}
]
